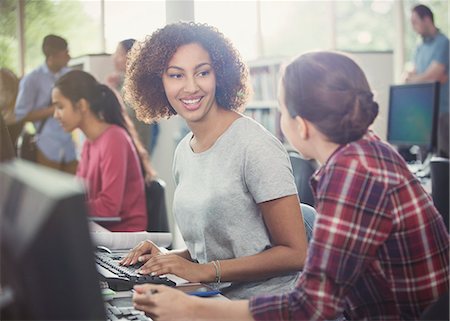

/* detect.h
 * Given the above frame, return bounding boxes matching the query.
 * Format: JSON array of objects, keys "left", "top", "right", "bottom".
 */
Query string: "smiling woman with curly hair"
[
  {"left": 121, "top": 21, "right": 308, "bottom": 300},
  {"left": 124, "top": 21, "right": 250, "bottom": 122}
]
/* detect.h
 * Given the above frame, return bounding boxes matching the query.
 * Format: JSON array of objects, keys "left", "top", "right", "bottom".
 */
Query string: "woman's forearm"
[
  {"left": 200, "top": 245, "right": 305, "bottom": 283},
  {"left": 191, "top": 298, "right": 253, "bottom": 321}
]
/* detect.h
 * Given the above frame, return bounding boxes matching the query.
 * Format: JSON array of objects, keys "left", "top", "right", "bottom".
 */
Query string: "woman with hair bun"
[
  {"left": 52, "top": 70, "right": 147, "bottom": 232},
  {"left": 131, "top": 51, "right": 449, "bottom": 321}
]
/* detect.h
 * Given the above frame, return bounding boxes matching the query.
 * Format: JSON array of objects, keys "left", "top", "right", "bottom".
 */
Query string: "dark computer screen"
[
  {"left": 0, "top": 160, "right": 106, "bottom": 320},
  {"left": 387, "top": 82, "right": 439, "bottom": 151}
]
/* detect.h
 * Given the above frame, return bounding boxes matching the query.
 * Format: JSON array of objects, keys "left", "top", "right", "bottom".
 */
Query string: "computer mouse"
[{"left": 97, "top": 245, "right": 112, "bottom": 254}]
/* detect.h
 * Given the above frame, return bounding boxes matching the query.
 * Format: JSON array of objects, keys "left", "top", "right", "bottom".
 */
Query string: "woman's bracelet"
[{"left": 211, "top": 260, "right": 221, "bottom": 284}]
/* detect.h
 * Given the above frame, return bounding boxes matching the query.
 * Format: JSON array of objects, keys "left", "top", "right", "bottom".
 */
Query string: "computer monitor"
[
  {"left": 387, "top": 82, "right": 440, "bottom": 153},
  {"left": 0, "top": 159, "right": 106, "bottom": 320}
]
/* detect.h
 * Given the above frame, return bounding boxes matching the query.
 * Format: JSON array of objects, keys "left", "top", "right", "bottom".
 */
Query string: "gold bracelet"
[{"left": 211, "top": 260, "right": 221, "bottom": 284}]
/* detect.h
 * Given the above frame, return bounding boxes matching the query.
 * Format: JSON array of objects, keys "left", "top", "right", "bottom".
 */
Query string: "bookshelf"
[{"left": 245, "top": 57, "right": 287, "bottom": 145}]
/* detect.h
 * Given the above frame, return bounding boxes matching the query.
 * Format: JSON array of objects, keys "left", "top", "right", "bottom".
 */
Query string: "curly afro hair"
[{"left": 124, "top": 21, "right": 250, "bottom": 123}]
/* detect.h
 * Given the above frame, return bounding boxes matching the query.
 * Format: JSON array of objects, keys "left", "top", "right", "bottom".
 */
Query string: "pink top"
[{"left": 77, "top": 125, "right": 147, "bottom": 232}]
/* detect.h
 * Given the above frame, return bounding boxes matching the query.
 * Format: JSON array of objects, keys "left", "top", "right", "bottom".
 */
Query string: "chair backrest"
[
  {"left": 419, "top": 291, "right": 449, "bottom": 321},
  {"left": 145, "top": 178, "right": 170, "bottom": 233},
  {"left": 300, "top": 203, "right": 316, "bottom": 243},
  {"left": 430, "top": 157, "right": 449, "bottom": 230},
  {"left": 289, "top": 151, "right": 318, "bottom": 207}
]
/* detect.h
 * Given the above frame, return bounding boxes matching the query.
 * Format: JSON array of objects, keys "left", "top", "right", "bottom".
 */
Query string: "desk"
[
  {"left": 89, "top": 222, "right": 172, "bottom": 250},
  {"left": 99, "top": 249, "right": 227, "bottom": 321},
  {"left": 407, "top": 163, "right": 432, "bottom": 193}
]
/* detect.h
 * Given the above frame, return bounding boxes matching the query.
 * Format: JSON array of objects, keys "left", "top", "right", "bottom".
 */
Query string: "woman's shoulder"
[
  {"left": 229, "top": 116, "right": 281, "bottom": 144},
  {"left": 96, "top": 125, "right": 131, "bottom": 148},
  {"left": 102, "top": 125, "right": 128, "bottom": 138},
  {"left": 328, "top": 133, "right": 410, "bottom": 185}
]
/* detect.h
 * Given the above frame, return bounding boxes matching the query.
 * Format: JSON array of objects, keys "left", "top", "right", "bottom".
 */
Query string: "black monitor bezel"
[
  {"left": 387, "top": 81, "right": 440, "bottom": 152},
  {"left": 0, "top": 160, "right": 107, "bottom": 320}
]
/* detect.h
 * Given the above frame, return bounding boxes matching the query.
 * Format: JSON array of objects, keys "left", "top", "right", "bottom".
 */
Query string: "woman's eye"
[
  {"left": 168, "top": 73, "right": 182, "bottom": 79},
  {"left": 198, "top": 70, "right": 210, "bottom": 77}
]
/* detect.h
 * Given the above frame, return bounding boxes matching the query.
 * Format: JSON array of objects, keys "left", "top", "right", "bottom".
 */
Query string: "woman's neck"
[
  {"left": 315, "top": 140, "right": 341, "bottom": 165},
  {"left": 189, "top": 108, "right": 241, "bottom": 153},
  {"left": 80, "top": 117, "right": 111, "bottom": 141},
  {"left": 307, "top": 128, "right": 341, "bottom": 166}
]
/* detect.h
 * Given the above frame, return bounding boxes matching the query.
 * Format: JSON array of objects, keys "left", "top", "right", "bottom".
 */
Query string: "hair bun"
[{"left": 355, "top": 90, "right": 378, "bottom": 125}]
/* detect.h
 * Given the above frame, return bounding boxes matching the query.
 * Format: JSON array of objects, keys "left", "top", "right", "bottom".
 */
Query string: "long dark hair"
[
  {"left": 55, "top": 70, "right": 155, "bottom": 181},
  {"left": 55, "top": 70, "right": 127, "bottom": 130},
  {"left": 283, "top": 51, "right": 379, "bottom": 145}
]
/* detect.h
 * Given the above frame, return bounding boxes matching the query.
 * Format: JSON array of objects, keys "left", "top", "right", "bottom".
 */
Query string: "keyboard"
[
  {"left": 105, "top": 301, "right": 152, "bottom": 321},
  {"left": 95, "top": 251, "right": 176, "bottom": 291}
]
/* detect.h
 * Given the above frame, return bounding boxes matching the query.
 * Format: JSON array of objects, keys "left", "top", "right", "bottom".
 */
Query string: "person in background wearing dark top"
[
  {"left": 14, "top": 34, "right": 78, "bottom": 173},
  {"left": 52, "top": 70, "right": 148, "bottom": 232},
  {"left": 107, "top": 39, "right": 160, "bottom": 155},
  {"left": 130, "top": 51, "right": 449, "bottom": 321},
  {"left": 0, "top": 68, "right": 22, "bottom": 150},
  {"left": 406, "top": 4, "right": 449, "bottom": 157}
]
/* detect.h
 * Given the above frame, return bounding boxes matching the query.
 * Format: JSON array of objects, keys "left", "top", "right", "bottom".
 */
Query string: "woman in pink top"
[{"left": 52, "top": 70, "right": 147, "bottom": 232}]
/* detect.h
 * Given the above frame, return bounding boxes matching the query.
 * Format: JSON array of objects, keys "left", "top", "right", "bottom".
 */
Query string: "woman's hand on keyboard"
[
  {"left": 119, "top": 240, "right": 162, "bottom": 266},
  {"left": 137, "top": 254, "right": 212, "bottom": 283}
]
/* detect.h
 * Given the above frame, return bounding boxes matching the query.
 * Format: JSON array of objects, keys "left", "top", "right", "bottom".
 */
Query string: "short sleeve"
[
  {"left": 243, "top": 132, "right": 297, "bottom": 204},
  {"left": 431, "top": 36, "right": 449, "bottom": 67},
  {"left": 88, "top": 129, "right": 129, "bottom": 216}
]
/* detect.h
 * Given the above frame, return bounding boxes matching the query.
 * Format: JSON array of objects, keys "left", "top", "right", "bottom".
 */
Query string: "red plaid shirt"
[{"left": 250, "top": 131, "right": 449, "bottom": 320}]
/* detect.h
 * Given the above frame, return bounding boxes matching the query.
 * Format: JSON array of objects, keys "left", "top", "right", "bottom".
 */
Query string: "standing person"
[
  {"left": 52, "top": 70, "right": 148, "bottom": 232},
  {"left": 0, "top": 68, "right": 21, "bottom": 151},
  {"left": 131, "top": 51, "right": 449, "bottom": 321},
  {"left": 121, "top": 22, "right": 308, "bottom": 299},
  {"left": 107, "top": 39, "right": 160, "bottom": 155},
  {"left": 14, "top": 34, "right": 77, "bottom": 173},
  {"left": 406, "top": 4, "right": 449, "bottom": 157},
  {"left": 0, "top": 111, "right": 14, "bottom": 161}
]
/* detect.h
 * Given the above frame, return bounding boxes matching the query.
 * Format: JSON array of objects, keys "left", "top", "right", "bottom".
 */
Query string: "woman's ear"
[
  {"left": 295, "top": 115, "right": 309, "bottom": 140},
  {"left": 76, "top": 98, "right": 89, "bottom": 113}
]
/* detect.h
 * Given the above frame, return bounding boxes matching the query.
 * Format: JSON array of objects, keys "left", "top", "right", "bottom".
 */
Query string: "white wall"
[
  {"left": 348, "top": 51, "right": 394, "bottom": 140},
  {"left": 69, "top": 54, "right": 115, "bottom": 84}
]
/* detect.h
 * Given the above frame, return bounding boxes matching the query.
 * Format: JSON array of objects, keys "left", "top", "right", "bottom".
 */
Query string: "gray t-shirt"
[{"left": 172, "top": 116, "right": 300, "bottom": 299}]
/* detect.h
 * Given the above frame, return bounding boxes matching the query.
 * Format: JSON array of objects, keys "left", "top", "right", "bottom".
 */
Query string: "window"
[{"left": 335, "top": 0, "right": 394, "bottom": 52}]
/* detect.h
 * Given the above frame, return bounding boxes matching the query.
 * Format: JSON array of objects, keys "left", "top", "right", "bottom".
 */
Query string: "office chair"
[
  {"left": 300, "top": 203, "right": 316, "bottom": 243},
  {"left": 289, "top": 151, "right": 318, "bottom": 207},
  {"left": 430, "top": 157, "right": 449, "bottom": 230},
  {"left": 145, "top": 178, "right": 170, "bottom": 233},
  {"left": 419, "top": 291, "right": 449, "bottom": 321}
]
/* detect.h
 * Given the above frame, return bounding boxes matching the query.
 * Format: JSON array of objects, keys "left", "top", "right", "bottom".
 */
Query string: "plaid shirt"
[{"left": 250, "top": 131, "right": 449, "bottom": 321}]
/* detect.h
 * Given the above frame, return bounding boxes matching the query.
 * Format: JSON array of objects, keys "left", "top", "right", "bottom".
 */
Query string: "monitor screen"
[
  {"left": 0, "top": 160, "right": 106, "bottom": 320},
  {"left": 387, "top": 82, "right": 439, "bottom": 150}
]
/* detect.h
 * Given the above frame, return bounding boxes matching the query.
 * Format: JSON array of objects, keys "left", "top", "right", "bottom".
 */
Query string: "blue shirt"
[
  {"left": 414, "top": 31, "right": 449, "bottom": 114},
  {"left": 15, "top": 64, "right": 77, "bottom": 162}
]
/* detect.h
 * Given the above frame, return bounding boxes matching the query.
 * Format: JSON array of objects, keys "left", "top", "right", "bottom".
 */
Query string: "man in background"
[
  {"left": 15, "top": 34, "right": 78, "bottom": 173},
  {"left": 406, "top": 4, "right": 449, "bottom": 157}
]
